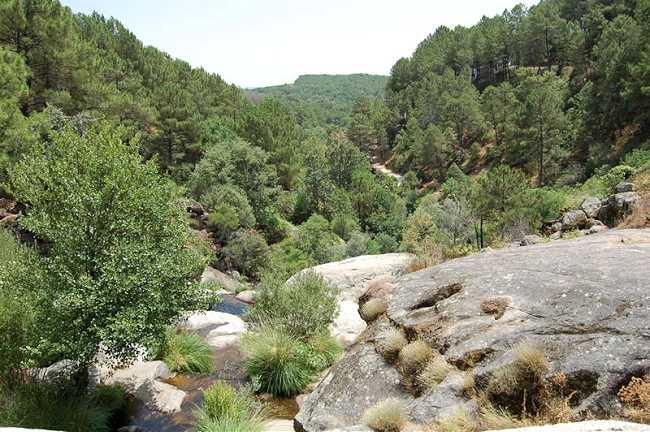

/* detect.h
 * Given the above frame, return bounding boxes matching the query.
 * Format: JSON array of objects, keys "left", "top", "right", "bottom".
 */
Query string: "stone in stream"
[
  {"left": 135, "top": 379, "right": 186, "bottom": 414},
  {"left": 178, "top": 310, "right": 246, "bottom": 349},
  {"left": 295, "top": 229, "right": 650, "bottom": 431},
  {"left": 287, "top": 253, "right": 414, "bottom": 346},
  {"left": 200, "top": 266, "right": 244, "bottom": 293}
]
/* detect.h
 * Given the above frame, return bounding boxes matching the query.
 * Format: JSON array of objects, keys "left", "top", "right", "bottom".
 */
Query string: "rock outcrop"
[
  {"left": 178, "top": 310, "right": 246, "bottom": 349},
  {"left": 289, "top": 253, "right": 414, "bottom": 346},
  {"left": 486, "top": 421, "right": 650, "bottom": 431},
  {"left": 200, "top": 266, "right": 244, "bottom": 293},
  {"left": 295, "top": 230, "right": 650, "bottom": 431}
]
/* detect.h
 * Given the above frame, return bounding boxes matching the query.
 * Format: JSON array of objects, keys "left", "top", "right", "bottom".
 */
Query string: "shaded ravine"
[{"left": 124, "top": 295, "right": 299, "bottom": 432}]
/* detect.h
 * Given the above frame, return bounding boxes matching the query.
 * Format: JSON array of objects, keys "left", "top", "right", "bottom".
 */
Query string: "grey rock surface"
[
  {"left": 200, "top": 266, "right": 243, "bottom": 293},
  {"left": 598, "top": 192, "right": 640, "bottom": 226},
  {"left": 486, "top": 420, "right": 650, "bottom": 431},
  {"left": 296, "top": 229, "right": 650, "bottom": 431},
  {"left": 562, "top": 209, "right": 588, "bottom": 230},
  {"left": 581, "top": 197, "right": 603, "bottom": 219}
]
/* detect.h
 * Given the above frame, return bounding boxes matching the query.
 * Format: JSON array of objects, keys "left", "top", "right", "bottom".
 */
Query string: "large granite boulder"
[
  {"left": 598, "top": 192, "right": 640, "bottom": 226},
  {"left": 562, "top": 209, "right": 588, "bottom": 230},
  {"left": 288, "top": 253, "right": 414, "bottom": 346},
  {"left": 178, "top": 310, "right": 246, "bottom": 349},
  {"left": 581, "top": 197, "right": 603, "bottom": 219},
  {"left": 200, "top": 266, "right": 243, "bottom": 293},
  {"left": 296, "top": 230, "right": 650, "bottom": 431}
]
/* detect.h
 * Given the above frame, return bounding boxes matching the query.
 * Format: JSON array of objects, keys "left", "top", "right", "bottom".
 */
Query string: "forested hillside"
[
  {"left": 348, "top": 0, "right": 650, "bottom": 186},
  {"left": 249, "top": 74, "right": 388, "bottom": 127}
]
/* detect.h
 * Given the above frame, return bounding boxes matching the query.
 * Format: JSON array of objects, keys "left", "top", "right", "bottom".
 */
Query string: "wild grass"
[
  {"left": 361, "top": 298, "right": 388, "bottom": 322},
  {"left": 195, "top": 381, "right": 265, "bottom": 432},
  {"left": 242, "top": 328, "right": 315, "bottom": 397},
  {"left": 375, "top": 328, "right": 408, "bottom": 363},
  {"left": 0, "top": 381, "right": 126, "bottom": 432},
  {"left": 161, "top": 328, "right": 213, "bottom": 374},
  {"left": 418, "top": 356, "right": 455, "bottom": 391},
  {"left": 435, "top": 407, "right": 477, "bottom": 432},
  {"left": 362, "top": 398, "right": 407, "bottom": 432},
  {"left": 398, "top": 341, "right": 434, "bottom": 375}
]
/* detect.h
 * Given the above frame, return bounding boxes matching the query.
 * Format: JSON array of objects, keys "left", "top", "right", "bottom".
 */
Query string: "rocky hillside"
[{"left": 296, "top": 229, "right": 650, "bottom": 431}]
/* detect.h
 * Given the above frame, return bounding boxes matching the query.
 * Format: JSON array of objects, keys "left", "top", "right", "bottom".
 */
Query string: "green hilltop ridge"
[{"left": 249, "top": 73, "right": 388, "bottom": 127}]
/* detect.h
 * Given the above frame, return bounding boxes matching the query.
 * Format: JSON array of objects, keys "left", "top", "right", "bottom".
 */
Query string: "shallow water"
[{"left": 125, "top": 297, "right": 298, "bottom": 431}]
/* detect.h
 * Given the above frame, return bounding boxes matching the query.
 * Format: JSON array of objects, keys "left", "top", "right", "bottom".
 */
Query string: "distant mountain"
[{"left": 248, "top": 74, "right": 388, "bottom": 127}]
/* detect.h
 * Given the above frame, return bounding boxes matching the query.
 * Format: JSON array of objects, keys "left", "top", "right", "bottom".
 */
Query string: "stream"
[{"left": 124, "top": 295, "right": 299, "bottom": 431}]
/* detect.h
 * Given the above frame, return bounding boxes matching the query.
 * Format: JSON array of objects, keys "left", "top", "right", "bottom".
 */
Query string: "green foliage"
[
  {"left": 302, "top": 333, "right": 343, "bottom": 371},
  {"left": 250, "top": 74, "right": 388, "bottom": 127},
  {"left": 242, "top": 328, "right": 315, "bottom": 397},
  {"left": 623, "top": 147, "right": 650, "bottom": 170},
  {"left": 196, "top": 381, "right": 265, "bottom": 432},
  {"left": 0, "top": 230, "right": 40, "bottom": 383},
  {"left": 7, "top": 125, "right": 211, "bottom": 365},
  {"left": 249, "top": 271, "right": 339, "bottom": 340},
  {"left": 0, "top": 382, "right": 126, "bottom": 432},
  {"left": 221, "top": 229, "right": 270, "bottom": 279},
  {"left": 160, "top": 329, "right": 213, "bottom": 374}
]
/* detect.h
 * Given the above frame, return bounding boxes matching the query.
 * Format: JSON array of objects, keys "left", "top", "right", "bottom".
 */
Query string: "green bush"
[
  {"left": 242, "top": 328, "right": 315, "bottom": 397},
  {"left": 346, "top": 231, "right": 372, "bottom": 257},
  {"left": 7, "top": 125, "right": 211, "bottom": 365},
  {"left": 195, "top": 381, "right": 265, "bottom": 432},
  {"left": 623, "top": 147, "right": 650, "bottom": 170},
  {"left": 0, "top": 382, "right": 126, "bottom": 432},
  {"left": 302, "top": 333, "right": 343, "bottom": 371},
  {"left": 160, "top": 329, "right": 213, "bottom": 374},
  {"left": 221, "top": 229, "right": 270, "bottom": 279},
  {"left": 374, "top": 233, "right": 399, "bottom": 253},
  {"left": 0, "top": 230, "right": 39, "bottom": 383},
  {"left": 249, "top": 271, "right": 338, "bottom": 339}
]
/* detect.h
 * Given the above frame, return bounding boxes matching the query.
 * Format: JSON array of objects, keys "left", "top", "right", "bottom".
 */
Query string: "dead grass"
[
  {"left": 480, "top": 297, "right": 511, "bottom": 319},
  {"left": 399, "top": 341, "right": 434, "bottom": 375},
  {"left": 376, "top": 328, "right": 408, "bottom": 363},
  {"left": 418, "top": 356, "right": 455, "bottom": 391},
  {"left": 362, "top": 398, "right": 407, "bottom": 432},
  {"left": 434, "top": 407, "right": 478, "bottom": 432},
  {"left": 361, "top": 298, "right": 388, "bottom": 322},
  {"left": 619, "top": 374, "right": 650, "bottom": 423}
]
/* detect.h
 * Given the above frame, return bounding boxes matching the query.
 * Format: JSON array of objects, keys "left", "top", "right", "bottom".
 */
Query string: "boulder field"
[{"left": 295, "top": 229, "right": 650, "bottom": 431}]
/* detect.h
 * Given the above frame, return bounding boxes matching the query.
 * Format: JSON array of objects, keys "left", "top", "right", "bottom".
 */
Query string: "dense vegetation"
[{"left": 249, "top": 74, "right": 388, "bottom": 127}]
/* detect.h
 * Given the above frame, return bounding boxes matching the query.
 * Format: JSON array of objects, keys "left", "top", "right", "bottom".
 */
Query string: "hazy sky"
[{"left": 61, "top": 0, "right": 539, "bottom": 88}]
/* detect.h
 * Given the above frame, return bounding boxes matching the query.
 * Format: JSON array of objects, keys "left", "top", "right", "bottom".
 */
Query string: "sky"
[{"left": 61, "top": 0, "right": 539, "bottom": 88}]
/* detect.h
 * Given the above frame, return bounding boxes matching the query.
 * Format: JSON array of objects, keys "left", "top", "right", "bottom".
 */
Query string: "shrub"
[
  {"left": 360, "top": 298, "right": 388, "bottom": 322},
  {"left": 398, "top": 341, "right": 433, "bottom": 375},
  {"left": 624, "top": 148, "right": 650, "bottom": 170},
  {"left": 376, "top": 328, "right": 407, "bottom": 362},
  {"left": 346, "top": 231, "right": 372, "bottom": 257},
  {"left": 362, "top": 398, "right": 407, "bottom": 432},
  {"left": 7, "top": 125, "right": 211, "bottom": 365},
  {"left": 303, "top": 333, "right": 342, "bottom": 371},
  {"left": 619, "top": 374, "right": 650, "bottom": 423},
  {"left": 160, "top": 329, "right": 213, "bottom": 374},
  {"left": 221, "top": 229, "right": 270, "bottom": 278},
  {"left": 418, "top": 356, "right": 454, "bottom": 390},
  {"left": 196, "top": 381, "right": 265, "bottom": 432},
  {"left": 374, "top": 233, "right": 399, "bottom": 253},
  {"left": 250, "top": 271, "right": 338, "bottom": 339},
  {"left": 242, "top": 328, "right": 314, "bottom": 397}
]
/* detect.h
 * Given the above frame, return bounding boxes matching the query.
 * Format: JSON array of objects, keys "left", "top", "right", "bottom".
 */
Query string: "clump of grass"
[
  {"left": 242, "top": 328, "right": 315, "bottom": 397},
  {"left": 195, "top": 381, "right": 265, "bottom": 432},
  {"left": 398, "top": 340, "right": 433, "bottom": 375},
  {"left": 161, "top": 328, "right": 213, "bottom": 373},
  {"left": 304, "top": 333, "right": 342, "bottom": 371},
  {"left": 435, "top": 407, "right": 477, "bottom": 432},
  {"left": 619, "top": 374, "right": 650, "bottom": 423},
  {"left": 362, "top": 398, "right": 407, "bottom": 432},
  {"left": 417, "top": 356, "right": 455, "bottom": 391},
  {"left": 479, "top": 401, "right": 531, "bottom": 430},
  {"left": 0, "top": 381, "right": 126, "bottom": 432},
  {"left": 375, "top": 328, "right": 408, "bottom": 363},
  {"left": 360, "top": 298, "right": 388, "bottom": 322},
  {"left": 487, "top": 342, "right": 550, "bottom": 415}
]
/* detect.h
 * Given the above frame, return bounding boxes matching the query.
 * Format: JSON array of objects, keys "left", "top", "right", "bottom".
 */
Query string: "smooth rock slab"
[
  {"left": 178, "top": 311, "right": 246, "bottom": 349},
  {"left": 486, "top": 420, "right": 650, "bottom": 432}
]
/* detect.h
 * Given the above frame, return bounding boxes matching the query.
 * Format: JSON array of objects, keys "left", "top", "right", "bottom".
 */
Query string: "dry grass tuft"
[
  {"left": 619, "top": 374, "right": 650, "bottom": 423},
  {"left": 435, "top": 407, "right": 477, "bottom": 432},
  {"left": 398, "top": 340, "right": 434, "bottom": 375},
  {"left": 418, "top": 356, "right": 455, "bottom": 391},
  {"left": 480, "top": 297, "right": 511, "bottom": 319},
  {"left": 362, "top": 398, "right": 407, "bottom": 432},
  {"left": 513, "top": 342, "right": 549, "bottom": 377},
  {"left": 361, "top": 298, "right": 388, "bottom": 322},
  {"left": 376, "top": 328, "right": 408, "bottom": 363}
]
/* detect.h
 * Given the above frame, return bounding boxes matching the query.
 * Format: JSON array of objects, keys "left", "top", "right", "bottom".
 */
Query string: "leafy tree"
[
  {"left": 516, "top": 71, "right": 568, "bottom": 185},
  {"left": 7, "top": 125, "right": 210, "bottom": 365},
  {"left": 221, "top": 229, "right": 270, "bottom": 278}
]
